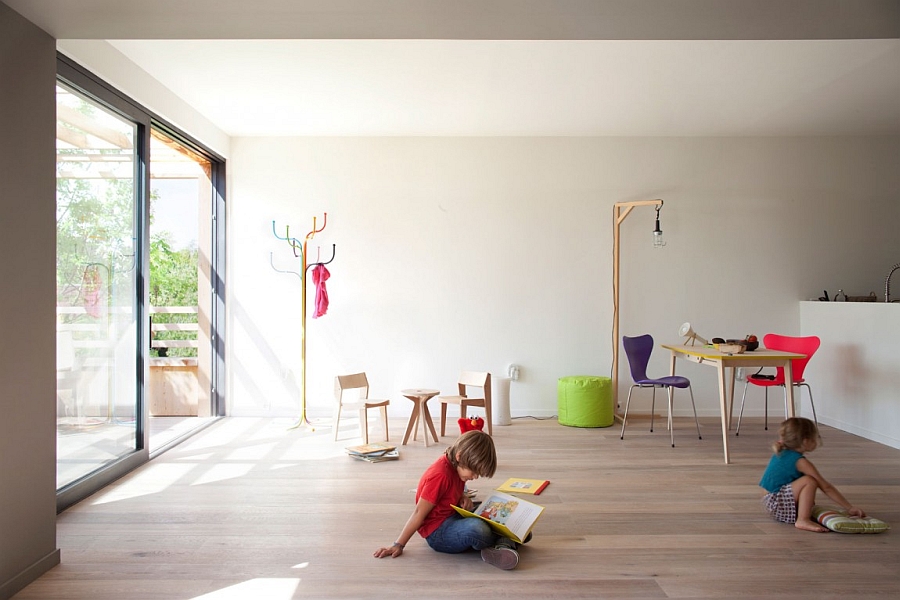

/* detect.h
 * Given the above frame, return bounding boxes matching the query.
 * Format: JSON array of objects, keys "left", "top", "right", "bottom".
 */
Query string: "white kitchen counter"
[{"left": 800, "top": 301, "right": 900, "bottom": 449}]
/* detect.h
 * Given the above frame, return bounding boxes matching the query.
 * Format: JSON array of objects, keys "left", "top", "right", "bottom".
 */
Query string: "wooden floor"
[{"left": 16, "top": 416, "right": 900, "bottom": 599}]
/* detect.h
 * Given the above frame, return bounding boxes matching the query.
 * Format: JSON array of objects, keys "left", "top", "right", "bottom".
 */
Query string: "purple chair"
[{"left": 620, "top": 334, "right": 702, "bottom": 447}]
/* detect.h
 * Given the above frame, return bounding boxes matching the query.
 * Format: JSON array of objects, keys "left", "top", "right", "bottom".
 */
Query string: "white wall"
[
  {"left": 801, "top": 301, "right": 900, "bottom": 449},
  {"left": 228, "top": 136, "right": 900, "bottom": 421}
]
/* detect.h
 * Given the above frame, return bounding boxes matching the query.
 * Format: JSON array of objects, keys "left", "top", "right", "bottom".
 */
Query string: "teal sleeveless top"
[{"left": 759, "top": 449, "right": 803, "bottom": 493}]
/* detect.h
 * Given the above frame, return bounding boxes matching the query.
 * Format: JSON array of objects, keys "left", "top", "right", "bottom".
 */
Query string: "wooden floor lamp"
[{"left": 612, "top": 199, "right": 664, "bottom": 418}]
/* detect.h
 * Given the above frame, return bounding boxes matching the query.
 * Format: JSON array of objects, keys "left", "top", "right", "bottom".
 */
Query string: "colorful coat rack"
[{"left": 271, "top": 213, "right": 336, "bottom": 430}]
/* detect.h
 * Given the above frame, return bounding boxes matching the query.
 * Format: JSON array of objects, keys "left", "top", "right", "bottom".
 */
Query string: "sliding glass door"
[
  {"left": 55, "top": 81, "right": 144, "bottom": 490},
  {"left": 147, "top": 127, "right": 218, "bottom": 451}
]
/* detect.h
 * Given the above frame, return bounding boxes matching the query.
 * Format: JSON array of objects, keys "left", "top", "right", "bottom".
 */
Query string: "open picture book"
[{"left": 452, "top": 490, "right": 544, "bottom": 544}]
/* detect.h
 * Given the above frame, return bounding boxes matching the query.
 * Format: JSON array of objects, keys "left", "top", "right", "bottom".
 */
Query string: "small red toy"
[{"left": 458, "top": 415, "right": 485, "bottom": 433}]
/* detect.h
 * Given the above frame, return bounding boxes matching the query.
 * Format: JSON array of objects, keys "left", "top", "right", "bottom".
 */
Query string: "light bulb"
[{"left": 653, "top": 219, "right": 665, "bottom": 247}]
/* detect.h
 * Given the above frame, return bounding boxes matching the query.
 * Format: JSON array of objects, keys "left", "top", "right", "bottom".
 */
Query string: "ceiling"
[{"left": 7, "top": 0, "right": 900, "bottom": 137}]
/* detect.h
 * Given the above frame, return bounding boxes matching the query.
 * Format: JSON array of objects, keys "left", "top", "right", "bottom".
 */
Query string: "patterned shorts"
[{"left": 762, "top": 483, "right": 797, "bottom": 523}]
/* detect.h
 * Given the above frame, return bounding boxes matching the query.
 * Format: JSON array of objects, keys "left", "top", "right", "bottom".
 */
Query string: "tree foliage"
[
  {"left": 56, "top": 176, "right": 136, "bottom": 310},
  {"left": 149, "top": 231, "right": 199, "bottom": 357},
  {"left": 56, "top": 174, "right": 199, "bottom": 357},
  {"left": 57, "top": 87, "right": 199, "bottom": 359}
]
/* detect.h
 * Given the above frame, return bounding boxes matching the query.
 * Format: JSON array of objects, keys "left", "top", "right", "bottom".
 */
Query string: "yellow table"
[{"left": 660, "top": 344, "right": 806, "bottom": 464}]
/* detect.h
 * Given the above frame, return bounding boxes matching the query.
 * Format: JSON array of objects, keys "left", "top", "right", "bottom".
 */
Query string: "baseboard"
[
  {"left": 817, "top": 416, "right": 900, "bottom": 450},
  {"left": 0, "top": 548, "right": 60, "bottom": 600}
]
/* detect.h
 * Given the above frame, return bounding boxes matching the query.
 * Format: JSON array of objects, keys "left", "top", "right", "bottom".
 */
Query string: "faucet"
[{"left": 886, "top": 263, "right": 900, "bottom": 302}]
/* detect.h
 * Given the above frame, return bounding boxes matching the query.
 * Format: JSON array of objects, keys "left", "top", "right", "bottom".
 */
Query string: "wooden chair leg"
[
  {"left": 358, "top": 408, "right": 369, "bottom": 444},
  {"left": 460, "top": 400, "right": 470, "bottom": 433},
  {"left": 484, "top": 400, "right": 493, "bottom": 436},
  {"left": 440, "top": 403, "right": 448, "bottom": 436},
  {"left": 333, "top": 406, "right": 342, "bottom": 442},
  {"left": 381, "top": 405, "right": 389, "bottom": 441}
]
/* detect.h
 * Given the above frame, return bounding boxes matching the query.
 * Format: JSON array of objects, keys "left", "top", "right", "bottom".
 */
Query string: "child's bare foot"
[{"left": 795, "top": 519, "right": 828, "bottom": 532}]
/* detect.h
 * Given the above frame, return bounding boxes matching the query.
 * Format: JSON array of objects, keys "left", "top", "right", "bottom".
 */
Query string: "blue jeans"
[{"left": 426, "top": 515, "right": 501, "bottom": 554}]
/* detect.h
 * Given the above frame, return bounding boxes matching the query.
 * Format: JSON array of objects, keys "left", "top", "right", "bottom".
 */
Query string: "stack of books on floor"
[{"left": 345, "top": 441, "right": 399, "bottom": 463}]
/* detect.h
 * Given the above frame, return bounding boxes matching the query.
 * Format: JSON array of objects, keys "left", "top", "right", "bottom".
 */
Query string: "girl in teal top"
[{"left": 760, "top": 417, "right": 865, "bottom": 532}]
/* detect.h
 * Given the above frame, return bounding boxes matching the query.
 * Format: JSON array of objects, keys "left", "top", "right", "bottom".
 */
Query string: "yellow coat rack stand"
[{"left": 271, "top": 213, "right": 336, "bottom": 431}]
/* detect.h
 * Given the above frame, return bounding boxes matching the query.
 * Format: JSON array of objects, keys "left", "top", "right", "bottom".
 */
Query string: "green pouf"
[{"left": 557, "top": 376, "right": 613, "bottom": 427}]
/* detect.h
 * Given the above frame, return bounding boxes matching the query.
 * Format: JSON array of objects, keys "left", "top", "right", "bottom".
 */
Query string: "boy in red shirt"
[{"left": 373, "top": 430, "right": 521, "bottom": 569}]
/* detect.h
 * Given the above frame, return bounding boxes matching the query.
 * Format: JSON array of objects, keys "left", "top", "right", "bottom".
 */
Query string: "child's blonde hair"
[
  {"left": 772, "top": 417, "right": 820, "bottom": 454},
  {"left": 446, "top": 430, "right": 497, "bottom": 478}
]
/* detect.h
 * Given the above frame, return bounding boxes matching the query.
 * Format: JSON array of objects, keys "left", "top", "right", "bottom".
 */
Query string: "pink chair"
[{"left": 735, "top": 333, "right": 820, "bottom": 435}]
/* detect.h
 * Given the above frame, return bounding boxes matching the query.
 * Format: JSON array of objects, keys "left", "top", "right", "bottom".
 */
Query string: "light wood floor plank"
[{"left": 15, "top": 416, "right": 900, "bottom": 599}]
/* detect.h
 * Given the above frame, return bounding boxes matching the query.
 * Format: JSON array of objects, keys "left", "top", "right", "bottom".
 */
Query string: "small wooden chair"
[
  {"left": 438, "top": 371, "right": 492, "bottom": 436},
  {"left": 333, "top": 373, "right": 390, "bottom": 443}
]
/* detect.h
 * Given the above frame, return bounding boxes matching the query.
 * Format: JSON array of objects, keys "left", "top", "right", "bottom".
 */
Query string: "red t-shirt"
[{"left": 416, "top": 454, "right": 464, "bottom": 538}]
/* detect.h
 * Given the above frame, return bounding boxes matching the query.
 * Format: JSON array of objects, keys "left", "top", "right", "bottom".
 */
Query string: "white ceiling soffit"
[
  {"left": 105, "top": 39, "right": 900, "bottom": 137},
  {"left": 7, "top": 0, "right": 900, "bottom": 40},
  {"left": 11, "top": 0, "right": 900, "bottom": 137}
]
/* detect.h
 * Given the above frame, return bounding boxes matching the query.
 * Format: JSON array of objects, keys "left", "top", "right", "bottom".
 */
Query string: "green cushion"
[
  {"left": 557, "top": 376, "right": 613, "bottom": 428},
  {"left": 811, "top": 505, "right": 890, "bottom": 534}
]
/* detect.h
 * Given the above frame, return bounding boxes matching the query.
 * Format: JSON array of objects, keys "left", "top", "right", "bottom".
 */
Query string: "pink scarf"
[{"left": 311, "top": 264, "right": 330, "bottom": 318}]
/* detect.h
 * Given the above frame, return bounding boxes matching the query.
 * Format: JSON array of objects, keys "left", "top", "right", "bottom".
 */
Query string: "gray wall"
[{"left": 0, "top": 2, "right": 60, "bottom": 597}]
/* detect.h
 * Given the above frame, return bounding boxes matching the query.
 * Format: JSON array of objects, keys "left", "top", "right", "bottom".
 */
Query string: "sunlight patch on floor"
[
  {"left": 90, "top": 463, "right": 198, "bottom": 505},
  {"left": 190, "top": 578, "right": 300, "bottom": 599},
  {"left": 177, "top": 452, "right": 215, "bottom": 461},
  {"left": 191, "top": 462, "right": 255, "bottom": 485},
  {"left": 225, "top": 441, "right": 277, "bottom": 460},
  {"left": 178, "top": 417, "right": 263, "bottom": 451}
]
